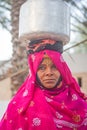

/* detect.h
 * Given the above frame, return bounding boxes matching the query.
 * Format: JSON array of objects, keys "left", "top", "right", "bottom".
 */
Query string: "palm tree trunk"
[{"left": 11, "top": 0, "right": 28, "bottom": 96}]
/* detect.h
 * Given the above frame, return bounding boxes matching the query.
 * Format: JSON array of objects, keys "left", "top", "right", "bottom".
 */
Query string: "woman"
[{"left": 0, "top": 39, "right": 87, "bottom": 130}]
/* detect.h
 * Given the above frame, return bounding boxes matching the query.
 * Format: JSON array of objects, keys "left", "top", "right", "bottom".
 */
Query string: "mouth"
[{"left": 44, "top": 79, "right": 55, "bottom": 83}]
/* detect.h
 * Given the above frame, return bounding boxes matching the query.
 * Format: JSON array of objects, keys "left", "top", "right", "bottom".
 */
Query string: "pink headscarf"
[{"left": 0, "top": 50, "right": 87, "bottom": 130}]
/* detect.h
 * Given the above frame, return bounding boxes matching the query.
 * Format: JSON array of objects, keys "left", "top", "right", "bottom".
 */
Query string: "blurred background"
[{"left": 0, "top": 0, "right": 87, "bottom": 119}]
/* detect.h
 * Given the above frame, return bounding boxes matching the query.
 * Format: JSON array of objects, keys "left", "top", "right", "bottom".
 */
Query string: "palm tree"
[{"left": 10, "top": 0, "right": 28, "bottom": 96}]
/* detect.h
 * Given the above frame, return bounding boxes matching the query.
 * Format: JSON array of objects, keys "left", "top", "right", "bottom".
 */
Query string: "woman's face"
[{"left": 37, "top": 57, "right": 60, "bottom": 89}]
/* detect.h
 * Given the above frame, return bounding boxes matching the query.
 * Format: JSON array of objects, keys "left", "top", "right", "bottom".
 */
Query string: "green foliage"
[
  {"left": 64, "top": 0, "right": 87, "bottom": 36},
  {"left": 0, "top": 0, "right": 11, "bottom": 32},
  {"left": 64, "top": 0, "right": 87, "bottom": 53}
]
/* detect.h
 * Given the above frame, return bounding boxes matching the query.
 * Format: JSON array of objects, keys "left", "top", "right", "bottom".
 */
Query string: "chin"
[{"left": 44, "top": 84, "right": 55, "bottom": 89}]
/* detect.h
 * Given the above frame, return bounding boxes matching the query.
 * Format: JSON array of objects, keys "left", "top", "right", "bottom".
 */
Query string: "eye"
[
  {"left": 38, "top": 64, "right": 46, "bottom": 71},
  {"left": 51, "top": 64, "right": 57, "bottom": 70}
]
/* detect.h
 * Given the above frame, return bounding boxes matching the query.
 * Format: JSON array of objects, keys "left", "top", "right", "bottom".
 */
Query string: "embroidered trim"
[{"left": 54, "top": 118, "right": 87, "bottom": 128}]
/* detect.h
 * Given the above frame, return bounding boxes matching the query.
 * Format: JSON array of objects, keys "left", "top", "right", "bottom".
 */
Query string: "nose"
[{"left": 45, "top": 67, "right": 53, "bottom": 76}]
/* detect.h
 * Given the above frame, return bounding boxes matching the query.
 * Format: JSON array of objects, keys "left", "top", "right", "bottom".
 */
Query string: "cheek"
[
  {"left": 37, "top": 71, "right": 44, "bottom": 80},
  {"left": 55, "top": 71, "right": 60, "bottom": 78}
]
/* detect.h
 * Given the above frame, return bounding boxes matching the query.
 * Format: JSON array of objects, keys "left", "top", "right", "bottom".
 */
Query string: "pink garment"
[{"left": 0, "top": 50, "right": 87, "bottom": 130}]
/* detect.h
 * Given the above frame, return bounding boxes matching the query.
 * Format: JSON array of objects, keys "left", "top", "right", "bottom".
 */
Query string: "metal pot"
[{"left": 19, "top": 0, "right": 70, "bottom": 44}]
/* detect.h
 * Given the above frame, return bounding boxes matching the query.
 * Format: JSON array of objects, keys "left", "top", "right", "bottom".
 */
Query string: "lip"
[{"left": 44, "top": 79, "right": 55, "bottom": 82}]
